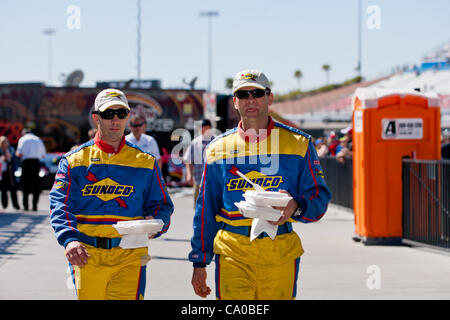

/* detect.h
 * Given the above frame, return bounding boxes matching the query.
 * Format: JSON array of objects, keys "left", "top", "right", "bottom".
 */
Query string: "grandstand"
[
  {"left": 269, "top": 77, "right": 386, "bottom": 129},
  {"left": 271, "top": 41, "right": 450, "bottom": 129},
  {"left": 372, "top": 70, "right": 450, "bottom": 95}
]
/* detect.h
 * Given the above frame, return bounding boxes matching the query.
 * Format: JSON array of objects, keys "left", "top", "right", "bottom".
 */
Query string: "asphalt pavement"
[{"left": 1, "top": 189, "right": 450, "bottom": 300}]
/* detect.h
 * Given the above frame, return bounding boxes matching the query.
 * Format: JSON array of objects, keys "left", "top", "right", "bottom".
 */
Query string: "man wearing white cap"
[
  {"left": 189, "top": 69, "right": 331, "bottom": 299},
  {"left": 49, "top": 88, "right": 174, "bottom": 300}
]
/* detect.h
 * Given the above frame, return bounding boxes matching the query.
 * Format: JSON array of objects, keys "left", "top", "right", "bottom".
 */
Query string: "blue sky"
[{"left": 1, "top": 0, "right": 449, "bottom": 94}]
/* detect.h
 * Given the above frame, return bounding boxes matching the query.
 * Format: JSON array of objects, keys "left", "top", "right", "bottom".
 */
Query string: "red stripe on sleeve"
[
  {"left": 63, "top": 165, "right": 73, "bottom": 231},
  {"left": 307, "top": 149, "right": 319, "bottom": 200},
  {"left": 155, "top": 166, "right": 167, "bottom": 204},
  {"left": 301, "top": 212, "right": 325, "bottom": 222}
]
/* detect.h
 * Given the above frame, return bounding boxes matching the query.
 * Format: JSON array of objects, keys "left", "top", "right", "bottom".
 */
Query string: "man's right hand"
[
  {"left": 65, "top": 241, "right": 90, "bottom": 267},
  {"left": 191, "top": 267, "right": 211, "bottom": 298}
]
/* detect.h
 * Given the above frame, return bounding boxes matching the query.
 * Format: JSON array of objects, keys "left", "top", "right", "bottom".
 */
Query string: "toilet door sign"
[{"left": 381, "top": 118, "right": 423, "bottom": 140}]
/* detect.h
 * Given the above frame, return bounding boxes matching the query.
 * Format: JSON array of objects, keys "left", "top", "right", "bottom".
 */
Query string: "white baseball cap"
[
  {"left": 232, "top": 69, "right": 271, "bottom": 94},
  {"left": 94, "top": 88, "right": 130, "bottom": 112}
]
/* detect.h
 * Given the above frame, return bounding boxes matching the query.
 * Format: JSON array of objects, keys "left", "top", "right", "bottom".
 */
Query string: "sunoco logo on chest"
[
  {"left": 226, "top": 169, "right": 283, "bottom": 191},
  {"left": 82, "top": 178, "right": 134, "bottom": 201}
]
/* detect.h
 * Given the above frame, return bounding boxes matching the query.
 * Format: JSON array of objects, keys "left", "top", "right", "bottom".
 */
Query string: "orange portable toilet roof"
[{"left": 352, "top": 88, "right": 440, "bottom": 110}]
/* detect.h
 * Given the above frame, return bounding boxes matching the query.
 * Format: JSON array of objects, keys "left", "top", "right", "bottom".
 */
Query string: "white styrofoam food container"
[
  {"left": 235, "top": 201, "right": 282, "bottom": 222},
  {"left": 243, "top": 190, "right": 292, "bottom": 207},
  {"left": 113, "top": 219, "right": 164, "bottom": 235}
]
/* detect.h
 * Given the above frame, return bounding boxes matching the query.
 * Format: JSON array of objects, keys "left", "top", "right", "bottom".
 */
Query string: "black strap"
[
  {"left": 222, "top": 222, "right": 293, "bottom": 238},
  {"left": 78, "top": 232, "right": 121, "bottom": 249}
]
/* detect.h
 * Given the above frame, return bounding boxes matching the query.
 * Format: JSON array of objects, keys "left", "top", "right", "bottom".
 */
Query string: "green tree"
[
  {"left": 294, "top": 69, "right": 303, "bottom": 91},
  {"left": 322, "top": 64, "right": 330, "bottom": 85},
  {"left": 225, "top": 78, "right": 233, "bottom": 93}
]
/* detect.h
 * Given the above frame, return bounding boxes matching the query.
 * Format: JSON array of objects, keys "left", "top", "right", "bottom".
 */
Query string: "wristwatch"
[{"left": 293, "top": 205, "right": 303, "bottom": 217}]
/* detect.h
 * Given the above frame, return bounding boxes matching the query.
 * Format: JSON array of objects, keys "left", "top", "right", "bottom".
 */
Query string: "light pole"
[
  {"left": 357, "top": 0, "right": 362, "bottom": 77},
  {"left": 43, "top": 28, "right": 56, "bottom": 86},
  {"left": 137, "top": 0, "right": 142, "bottom": 81},
  {"left": 200, "top": 11, "right": 219, "bottom": 92}
]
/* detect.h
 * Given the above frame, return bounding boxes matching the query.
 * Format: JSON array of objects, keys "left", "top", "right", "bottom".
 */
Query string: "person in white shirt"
[
  {"left": 125, "top": 115, "right": 162, "bottom": 168},
  {"left": 16, "top": 128, "right": 46, "bottom": 211}
]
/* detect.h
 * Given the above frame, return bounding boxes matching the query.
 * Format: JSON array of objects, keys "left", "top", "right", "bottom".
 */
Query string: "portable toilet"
[{"left": 352, "top": 88, "right": 441, "bottom": 244}]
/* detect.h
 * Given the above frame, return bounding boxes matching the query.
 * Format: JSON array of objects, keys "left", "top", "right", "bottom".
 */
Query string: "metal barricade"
[
  {"left": 319, "top": 156, "right": 353, "bottom": 209},
  {"left": 402, "top": 159, "right": 450, "bottom": 250}
]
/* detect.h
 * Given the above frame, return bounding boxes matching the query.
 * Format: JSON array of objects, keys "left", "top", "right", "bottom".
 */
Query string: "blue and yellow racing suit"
[
  {"left": 49, "top": 135, "right": 173, "bottom": 300},
  {"left": 189, "top": 118, "right": 331, "bottom": 299}
]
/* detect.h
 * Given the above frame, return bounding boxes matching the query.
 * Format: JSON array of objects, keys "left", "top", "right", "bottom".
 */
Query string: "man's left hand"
[{"left": 270, "top": 189, "right": 298, "bottom": 225}]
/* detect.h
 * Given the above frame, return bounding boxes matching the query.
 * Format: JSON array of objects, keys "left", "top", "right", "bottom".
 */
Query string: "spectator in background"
[
  {"left": 327, "top": 131, "right": 339, "bottom": 156},
  {"left": 183, "top": 119, "right": 215, "bottom": 207},
  {"left": 336, "top": 135, "right": 353, "bottom": 164},
  {"left": 0, "top": 136, "right": 20, "bottom": 210},
  {"left": 315, "top": 138, "right": 329, "bottom": 157},
  {"left": 160, "top": 147, "right": 170, "bottom": 181},
  {"left": 441, "top": 129, "right": 450, "bottom": 159},
  {"left": 71, "top": 128, "right": 98, "bottom": 151},
  {"left": 16, "top": 128, "right": 46, "bottom": 211},
  {"left": 0, "top": 156, "right": 3, "bottom": 184},
  {"left": 126, "top": 115, "right": 162, "bottom": 168},
  {"left": 340, "top": 127, "right": 353, "bottom": 152},
  {"left": 88, "top": 128, "right": 98, "bottom": 140}
]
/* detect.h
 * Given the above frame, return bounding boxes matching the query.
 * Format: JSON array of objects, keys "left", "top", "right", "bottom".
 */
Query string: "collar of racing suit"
[
  {"left": 237, "top": 116, "right": 275, "bottom": 143},
  {"left": 94, "top": 132, "right": 126, "bottom": 154}
]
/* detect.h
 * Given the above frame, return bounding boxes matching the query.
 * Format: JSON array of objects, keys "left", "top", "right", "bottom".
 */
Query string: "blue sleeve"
[
  {"left": 49, "top": 158, "right": 80, "bottom": 248},
  {"left": 189, "top": 161, "right": 223, "bottom": 267},
  {"left": 293, "top": 141, "right": 332, "bottom": 223},
  {"left": 143, "top": 160, "right": 174, "bottom": 238}
]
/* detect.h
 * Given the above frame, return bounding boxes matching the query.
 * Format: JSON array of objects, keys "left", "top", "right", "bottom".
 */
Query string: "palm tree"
[
  {"left": 322, "top": 64, "right": 330, "bottom": 85},
  {"left": 294, "top": 70, "right": 303, "bottom": 91},
  {"left": 225, "top": 78, "right": 233, "bottom": 93}
]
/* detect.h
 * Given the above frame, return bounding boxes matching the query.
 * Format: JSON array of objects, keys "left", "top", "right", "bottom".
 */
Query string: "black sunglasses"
[
  {"left": 130, "top": 122, "right": 146, "bottom": 127},
  {"left": 234, "top": 88, "right": 270, "bottom": 99},
  {"left": 93, "top": 109, "right": 129, "bottom": 120}
]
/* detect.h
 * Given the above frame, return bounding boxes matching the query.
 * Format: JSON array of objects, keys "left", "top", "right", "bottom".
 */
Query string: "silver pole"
[
  {"left": 137, "top": 0, "right": 142, "bottom": 81},
  {"left": 208, "top": 16, "right": 212, "bottom": 92},
  {"left": 200, "top": 11, "right": 219, "bottom": 92},
  {"left": 357, "top": 0, "right": 362, "bottom": 77},
  {"left": 43, "top": 29, "right": 56, "bottom": 85}
]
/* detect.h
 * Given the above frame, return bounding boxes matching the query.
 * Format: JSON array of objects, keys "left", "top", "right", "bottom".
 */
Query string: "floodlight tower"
[
  {"left": 137, "top": 0, "right": 142, "bottom": 81},
  {"left": 43, "top": 28, "right": 56, "bottom": 85},
  {"left": 200, "top": 10, "right": 219, "bottom": 92}
]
